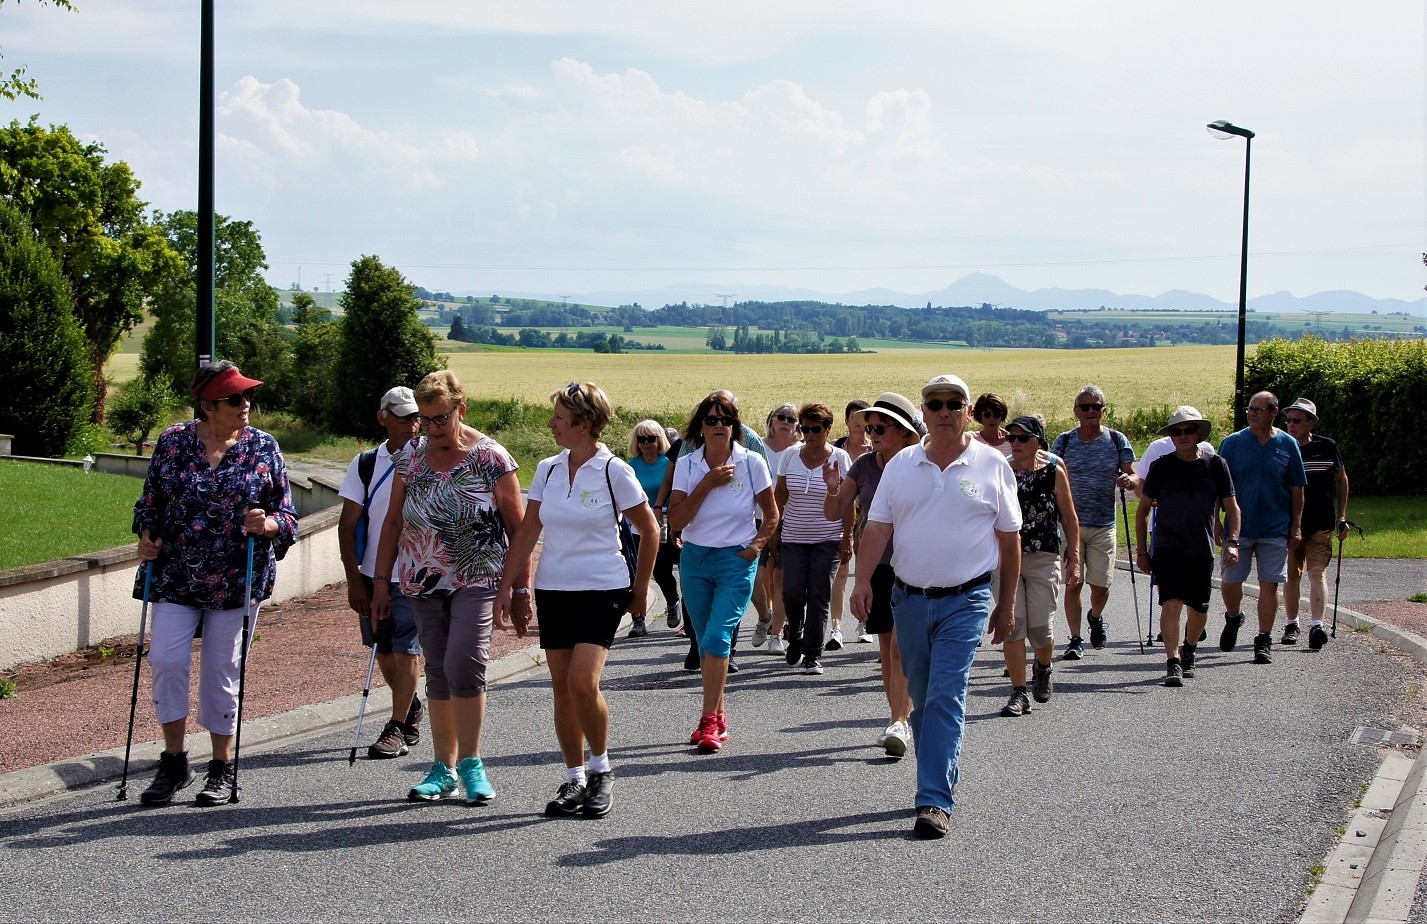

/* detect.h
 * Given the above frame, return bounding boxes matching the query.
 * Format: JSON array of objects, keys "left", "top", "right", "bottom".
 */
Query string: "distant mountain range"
[{"left": 477, "top": 273, "right": 1424, "bottom": 315}]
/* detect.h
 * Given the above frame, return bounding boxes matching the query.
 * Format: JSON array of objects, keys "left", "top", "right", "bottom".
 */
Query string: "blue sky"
[{"left": 5, "top": 1, "right": 1424, "bottom": 302}]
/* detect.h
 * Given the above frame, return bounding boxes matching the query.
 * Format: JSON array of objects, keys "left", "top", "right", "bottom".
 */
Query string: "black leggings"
[{"left": 633, "top": 534, "right": 679, "bottom": 609}]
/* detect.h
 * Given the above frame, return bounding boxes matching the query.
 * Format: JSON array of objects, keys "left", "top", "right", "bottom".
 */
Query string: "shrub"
[{"left": 107, "top": 379, "right": 176, "bottom": 455}]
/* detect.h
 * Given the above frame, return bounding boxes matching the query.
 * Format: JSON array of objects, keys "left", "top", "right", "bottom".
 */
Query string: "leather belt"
[{"left": 894, "top": 572, "right": 992, "bottom": 599}]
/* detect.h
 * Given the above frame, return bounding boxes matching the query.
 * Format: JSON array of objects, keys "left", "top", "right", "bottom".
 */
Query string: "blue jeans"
[
  {"left": 893, "top": 582, "right": 992, "bottom": 813},
  {"left": 679, "top": 542, "right": 757, "bottom": 658}
]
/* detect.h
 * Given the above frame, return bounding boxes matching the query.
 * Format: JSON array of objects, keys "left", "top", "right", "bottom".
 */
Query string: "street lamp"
[{"left": 1207, "top": 119, "right": 1255, "bottom": 430}]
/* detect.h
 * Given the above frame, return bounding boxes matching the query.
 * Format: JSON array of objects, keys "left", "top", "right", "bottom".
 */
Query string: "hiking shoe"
[
  {"left": 1088, "top": 615, "right": 1107, "bottom": 649},
  {"left": 139, "top": 751, "right": 194, "bottom": 806},
  {"left": 403, "top": 695, "right": 424, "bottom": 745},
  {"left": 768, "top": 636, "right": 785, "bottom": 655},
  {"left": 545, "top": 779, "right": 587, "bottom": 817},
  {"left": 666, "top": 606, "right": 681, "bottom": 630},
  {"left": 1280, "top": 621, "right": 1300, "bottom": 645},
  {"left": 628, "top": 617, "right": 648, "bottom": 638},
  {"left": 803, "top": 657, "right": 824, "bottom": 675},
  {"left": 914, "top": 806, "right": 949, "bottom": 839},
  {"left": 856, "top": 621, "right": 873, "bottom": 643},
  {"left": 1308, "top": 624, "right": 1330, "bottom": 651},
  {"left": 1031, "top": 661, "right": 1054, "bottom": 704},
  {"left": 408, "top": 761, "right": 458, "bottom": 801},
  {"left": 1253, "top": 632, "right": 1273, "bottom": 665},
  {"left": 826, "top": 628, "right": 844, "bottom": 651},
  {"left": 784, "top": 636, "right": 803, "bottom": 666},
  {"left": 368, "top": 720, "right": 410, "bottom": 759},
  {"left": 1000, "top": 689, "right": 1031, "bottom": 717},
  {"left": 1220, "top": 613, "right": 1245, "bottom": 652},
  {"left": 194, "top": 759, "right": 236, "bottom": 806},
  {"left": 1063, "top": 636, "right": 1085, "bottom": 661},
  {"left": 456, "top": 756, "right": 494, "bottom": 805},
  {"left": 1180, "top": 645, "right": 1197, "bottom": 678},
  {"left": 1163, "top": 659, "right": 1183, "bottom": 687},
  {"left": 882, "top": 721, "right": 910, "bottom": 758},
  {"left": 582, "top": 771, "right": 614, "bottom": 818},
  {"left": 751, "top": 619, "right": 771, "bottom": 647}
]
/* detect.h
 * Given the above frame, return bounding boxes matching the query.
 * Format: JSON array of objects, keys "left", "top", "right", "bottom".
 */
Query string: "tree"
[
  {"left": 0, "top": 119, "right": 181, "bottom": 422},
  {"left": 1, "top": 0, "right": 74, "bottom": 101},
  {"left": 106, "top": 378, "right": 173, "bottom": 455},
  {"left": 327, "top": 256, "right": 443, "bottom": 436},
  {"left": 284, "top": 306, "right": 340, "bottom": 424},
  {"left": 0, "top": 199, "right": 93, "bottom": 455},
  {"left": 706, "top": 325, "right": 727, "bottom": 350},
  {"left": 289, "top": 290, "right": 330, "bottom": 326},
  {"left": 448, "top": 314, "right": 467, "bottom": 342}
]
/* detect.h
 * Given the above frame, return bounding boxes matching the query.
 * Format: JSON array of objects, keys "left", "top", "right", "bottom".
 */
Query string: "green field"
[
  {"left": 444, "top": 324, "right": 965, "bottom": 353},
  {"left": 0, "top": 463, "right": 138, "bottom": 570},
  {"left": 1045, "top": 308, "right": 1424, "bottom": 336}
]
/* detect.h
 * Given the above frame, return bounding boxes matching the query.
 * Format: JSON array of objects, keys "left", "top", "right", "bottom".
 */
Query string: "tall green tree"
[
  {"left": 0, "top": 198, "right": 93, "bottom": 455},
  {"left": 327, "top": 255, "right": 443, "bottom": 436},
  {"left": 138, "top": 209, "right": 290, "bottom": 400},
  {"left": 282, "top": 291, "right": 340, "bottom": 423},
  {"left": 0, "top": 119, "right": 181, "bottom": 422}
]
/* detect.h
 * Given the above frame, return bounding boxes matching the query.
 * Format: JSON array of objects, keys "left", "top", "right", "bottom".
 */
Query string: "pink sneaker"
[{"left": 689, "top": 713, "right": 718, "bottom": 745}]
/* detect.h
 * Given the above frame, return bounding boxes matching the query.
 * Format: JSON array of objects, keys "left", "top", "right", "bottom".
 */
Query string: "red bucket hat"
[{"left": 192, "top": 365, "right": 263, "bottom": 400}]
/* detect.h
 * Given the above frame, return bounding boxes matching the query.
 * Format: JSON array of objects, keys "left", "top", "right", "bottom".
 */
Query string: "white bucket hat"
[{"left": 1158, "top": 405, "right": 1211, "bottom": 440}]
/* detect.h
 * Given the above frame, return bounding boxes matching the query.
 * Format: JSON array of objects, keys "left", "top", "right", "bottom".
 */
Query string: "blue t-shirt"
[
  {"left": 628, "top": 454, "right": 671, "bottom": 506},
  {"left": 1217, "top": 428, "right": 1307, "bottom": 539},
  {"left": 1050, "top": 427, "right": 1135, "bottom": 528}
]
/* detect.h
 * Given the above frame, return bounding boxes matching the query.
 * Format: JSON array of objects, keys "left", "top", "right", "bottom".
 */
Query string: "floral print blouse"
[
  {"left": 394, "top": 436, "right": 518, "bottom": 597},
  {"left": 132, "top": 420, "right": 298, "bottom": 609},
  {"left": 1015, "top": 461, "right": 1062, "bottom": 555}
]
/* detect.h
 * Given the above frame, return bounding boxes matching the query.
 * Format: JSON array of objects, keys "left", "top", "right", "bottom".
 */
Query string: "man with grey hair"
[
  {"left": 1051, "top": 385, "right": 1137, "bottom": 660},
  {"left": 1281, "top": 398, "right": 1349, "bottom": 651}
]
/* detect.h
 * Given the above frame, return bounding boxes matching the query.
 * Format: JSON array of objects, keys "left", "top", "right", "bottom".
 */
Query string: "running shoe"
[
  {"left": 456, "top": 756, "right": 494, "bottom": 805},
  {"left": 545, "top": 779, "right": 586, "bottom": 817},
  {"left": 1088, "top": 615, "right": 1107, "bottom": 649},
  {"left": 1220, "top": 613, "right": 1245, "bottom": 652},
  {"left": 628, "top": 617, "right": 648, "bottom": 638},
  {"left": 768, "top": 636, "right": 785, "bottom": 655},
  {"left": 1163, "top": 659, "right": 1183, "bottom": 687},
  {"left": 403, "top": 695, "right": 424, "bottom": 746},
  {"left": 1062, "top": 636, "right": 1085, "bottom": 661},
  {"left": 803, "top": 657, "right": 824, "bottom": 675},
  {"left": 856, "top": 621, "right": 873, "bottom": 643},
  {"left": 408, "top": 760, "right": 458, "bottom": 801},
  {"left": 826, "top": 628, "right": 844, "bottom": 651},
  {"left": 881, "top": 721, "right": 910, "bottom": 758},
  {"left": 666, "top": 606, "right": 681, "bottom": 630},
  {"left": 1308, "top": 624, "right": 1330, "bottom": 651},
  {"left": 582, "top": 771, "right": 614, "bottom": 818},
  {"left": 1180, "top": 645, "right": 1197, "bottom": 678},
  {"left": 751, "top": 619, "right": 771, "bottom": 647},
  {"left": 1253, "top": 632, "right": 1273, "bottom": 665},
  {"left": 1031, "top": 660, "right": 1054, "bottom": 703},
  {"left": 1280, "top": 621, "right": 1300, "bottom": 645}
]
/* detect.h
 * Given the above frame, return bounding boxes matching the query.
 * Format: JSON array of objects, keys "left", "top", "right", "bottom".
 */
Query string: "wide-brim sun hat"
[
  {"left": 1158, "top": 405, "right": 1211, "bottom": 440},
  {"left": 853, "top": 392, "right": 920, "bottom": 434},
  {"left": 920, "top": 374, "right": 970, "bottom": 402}
]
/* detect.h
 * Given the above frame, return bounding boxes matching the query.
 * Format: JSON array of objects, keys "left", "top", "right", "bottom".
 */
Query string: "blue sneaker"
[
  {"left": 456, "top": 756, "right": 494, "bottom": 805},
  {"left": 407, "top": 761, "right": 457, "bottom": 802}
]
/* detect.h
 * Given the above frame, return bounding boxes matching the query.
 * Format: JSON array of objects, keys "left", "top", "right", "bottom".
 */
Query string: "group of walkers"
[{"left": 127, "top": 360, "right": 1349, "bottom": 841}]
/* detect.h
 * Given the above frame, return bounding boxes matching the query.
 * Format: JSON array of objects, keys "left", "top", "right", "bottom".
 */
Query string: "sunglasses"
[
  {"left": 979, "top": 409, "right": 1006, "bottom": 419},
  {"left": 418, "top": 408, "right": 460, "bottom": 427},
  {"left": 800, "top": 423, "right": 827, "bottom": 434},
  {"left": 566, "top": 381, "right": 582, "bottom": 397},
  {"left": 1078, "top": 403, "right": 1104, "bottom": 412},
  {"left": 775, "top": 414, "right": 798, "bottom": 424},
  {"left": 923, "top": 398, "right": 965, "bottom": 413},
  {"left": 636, "top": 434, "right": 659, "bottom": 444},
  {"left": 219, "top": 389, "right": 257, "bottom": 407},
  {"left": 865, "top": 424, "right": 894, "bottom": 436},
  {"left": 1285, "top": 417, "right": 1310, "bottom": 425},
  {"left": 703, "top": 415, "right": 737, "bottom": 427},
  {"left": 1167, "top": 426, "right": 1199, "bottom": 437},
  {"left": 1005, "top": 433, "right": 1035, "bottom": 443}
]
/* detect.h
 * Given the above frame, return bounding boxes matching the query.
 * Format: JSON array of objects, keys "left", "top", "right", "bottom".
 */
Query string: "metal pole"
[
  {"left": 196, "top": 0, "right": 216, "bottom": 369},
  {"left": 1233, "top": 136, "right": 1252, "bottom": 431}
]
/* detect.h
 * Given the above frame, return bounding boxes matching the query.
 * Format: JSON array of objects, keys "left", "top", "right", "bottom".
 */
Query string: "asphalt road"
[{"left": 0, "top": 582, "right": 1412, "bottom": 923}]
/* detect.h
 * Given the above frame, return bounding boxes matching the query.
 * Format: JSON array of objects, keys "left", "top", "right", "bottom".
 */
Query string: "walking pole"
[
  {"left": 1119, "top": 488, "right": 1145, "bottom": 654},
  {"left": 349, "top": 642, "right": 379, "bottom": 766},
  {"left": 1330, "top": 520, "right": 1365, "bottom": 639},
  {"left": 1147, "top": 571, "right": 1156, "bottom": 645},
  {"left": 231, "top": 533, "right": 256, "bottom": 803},
  {"left": 117, "top": 563, "right": 153, "bottom": 801}
]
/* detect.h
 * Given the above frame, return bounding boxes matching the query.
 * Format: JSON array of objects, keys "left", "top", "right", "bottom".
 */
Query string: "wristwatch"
[
  {"left": 513, "top": 587, "right": 531, "bottom": 596},
  {"left": 1225, "top": 539, "right": 1240, "bottom": 547}
]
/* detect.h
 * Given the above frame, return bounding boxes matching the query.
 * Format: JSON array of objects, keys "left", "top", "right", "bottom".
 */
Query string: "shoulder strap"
[
  {"left": 603, "top": 459, "right": 620, "bottom": 527},
  {"left": 357, "top": 447, "right": 379, "bottom": 503}
]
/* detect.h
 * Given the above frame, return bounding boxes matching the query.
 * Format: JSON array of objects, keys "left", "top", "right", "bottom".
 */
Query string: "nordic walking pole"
[
  {"left": 231, "top": 532, "right": 256, "bottom": 804},
  {"left": 1147, "top": 571, "right": 1156, "bottom": 645},
  {"left": 1330, "top": 519, "right": 1365, "bottom": 639},
  {"left": 1120, "top": 488, "right": 1145, "bottom": 654},
  {"left": 117, "top": 562, "right": 153, "bottom": 801},
  {"left": 349, "top": 642, "right": 379, "bottom": 766}
]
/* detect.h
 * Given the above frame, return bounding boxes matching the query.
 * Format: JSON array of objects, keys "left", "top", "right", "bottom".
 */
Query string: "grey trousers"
[{"left": 781, "top": 540, "right": 841, "bottom": 660}]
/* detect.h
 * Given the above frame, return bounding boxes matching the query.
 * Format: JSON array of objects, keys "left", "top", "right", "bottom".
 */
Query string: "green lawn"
[{"left": 0, "top": 462, "right": 138, "bottom": 570}]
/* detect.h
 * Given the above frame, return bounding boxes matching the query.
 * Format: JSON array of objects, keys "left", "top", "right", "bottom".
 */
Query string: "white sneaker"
[
  {"left": 826, "top": 628, "right": 844, "bottom": 651},
  {"left": 751, "top": 619, "right": 770, "bottom": 648},
  {"left": 881, "top": 721, "right": 910, "bottom": 759},
  {"left": 768, "top": 636, "right": 785, "bottom": 655},
  {"left": 855, "top": 621, "right": 873, "bottom": 643}
]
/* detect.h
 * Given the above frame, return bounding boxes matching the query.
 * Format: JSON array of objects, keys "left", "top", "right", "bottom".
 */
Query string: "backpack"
[
  {"left": 353, "top": 448, "right": 395, "bottom": 564},
  {"left": 604, "top": 460, "right": 638, "bottom": 589}
]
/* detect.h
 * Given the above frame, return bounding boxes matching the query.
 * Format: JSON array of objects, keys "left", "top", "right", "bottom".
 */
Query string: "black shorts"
[
  {"left": 865, "top": 563, "right": 896, "bottom": 635},
  {"left": 535, "top": 588, "right": 632, "bottom": 650},
  {"left": 1150, "top": 549, "right": 1214, "bottom": 614}
]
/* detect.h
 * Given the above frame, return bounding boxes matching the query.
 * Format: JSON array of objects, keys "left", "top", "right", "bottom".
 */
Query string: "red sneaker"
[
  {"left": 689, "top": 713, "right": 718, "bottom": 745},
  {"left": 695, "top": 713, "right": 729, "bottom": 753}
]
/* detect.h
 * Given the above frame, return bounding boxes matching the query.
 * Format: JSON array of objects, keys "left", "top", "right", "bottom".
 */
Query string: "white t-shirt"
[
  {"left": 866, "top": 438, "right": 1022, "bottom": 588},
  {"left": 528, "top": 445, "right": 648, "bottom": 592},
  {"left": 777, "top": 444, "right": 851, "bottom": 543},
  {"left": 1135, "top": 435, "right": 1216, "bottom": 478},
  {"left": 338, "top": 440, "right": 407, "bottom": 578},
  {"left": 672, "top": 442, "right": 773, "bottom": 549}
]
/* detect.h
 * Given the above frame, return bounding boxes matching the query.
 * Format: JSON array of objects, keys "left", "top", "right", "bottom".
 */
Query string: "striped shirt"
[{"left": 777, "top": 445, "right": 851, "bottom": 544}]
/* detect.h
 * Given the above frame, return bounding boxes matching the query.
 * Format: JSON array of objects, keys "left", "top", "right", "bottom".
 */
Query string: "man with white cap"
[
  {"left": 1281, "top": 398, "right": 1349, "bottom": 651},
  {"left": 338, "top": 386, "right": 425, "bottom": 758},
  {"left": 1135, "top": 407, "right": 1241, "bottom": 686},
  {"left": 853, "top": 374, "right": 1021, "bottom": 839}
]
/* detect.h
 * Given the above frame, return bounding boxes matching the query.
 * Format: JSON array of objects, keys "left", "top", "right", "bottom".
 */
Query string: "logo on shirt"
[
  {"left": 729, "top": 475, "right": 746, "bottom": 493},
  {"left": 960, "top": 478, "right": 981, "bottom": 499},
  {"left": 579, "top": 490, "right": 601, "bottom": 508}
]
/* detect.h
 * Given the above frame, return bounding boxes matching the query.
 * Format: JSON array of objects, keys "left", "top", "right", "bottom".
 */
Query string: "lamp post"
[
  {"left": 195, "top": 0, "right": 215, "bottom": 371},
  {"left": 1207, "top": 119, "right": 1254, "bottom": 431}
]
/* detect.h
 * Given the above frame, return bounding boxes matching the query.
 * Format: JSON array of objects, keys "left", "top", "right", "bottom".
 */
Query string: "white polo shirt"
[
  {"left": 528, "top": 445, "right": 649, "bottom": 591},
  {"left": 866, "top": 437, "right": 1021, "bottom": 588},
  {"left": 672, "top": 442, "right": 773, "bottom": 549},
  {"left": 338, "top": 440, "right": 408, "bottom": 577}
]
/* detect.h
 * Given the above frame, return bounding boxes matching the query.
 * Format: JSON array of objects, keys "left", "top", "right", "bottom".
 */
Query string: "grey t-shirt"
[
  {"left": 1051, "top": 427, "right": 1135, "bottom": 528},
  {"left": 846, "top": 452, "right": 892, "bottom": 565}
]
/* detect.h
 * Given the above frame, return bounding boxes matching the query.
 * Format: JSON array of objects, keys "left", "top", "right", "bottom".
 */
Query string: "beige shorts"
[
  {"left": 1009, "top": 551, "right": 1060, "bottom": 647},
  {"left": 1288, "top": 530, "right": 1333, "bottom": 580},
  {"left": 1073, "top": 525, "right": 1116, "bottom": 589}
]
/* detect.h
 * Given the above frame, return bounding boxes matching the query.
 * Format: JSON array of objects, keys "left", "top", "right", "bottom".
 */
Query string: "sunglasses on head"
[
  {"left": 1168, "top": 425, "right": 1199, "bottom": 437},
  {"left": 419, "top": 408, "right": 459, "bottom": 427},
  {"left": 1078, "top": 403, "right": 1104, "bottom": 412},
  {"left": 1005, "top": 433, "right": 1035, "bottom": 443},
  {"left": 219, "top": 389, "right": 257, "bottom": 407},
  {"left": 704, "top": 415, "right": 737, "bottom": 427},
  {"left": 636, "top": 434, "right": 659, "bottom": 443},
  {"left": 923, "top": 398, "right": 965, "bottom": 413}
]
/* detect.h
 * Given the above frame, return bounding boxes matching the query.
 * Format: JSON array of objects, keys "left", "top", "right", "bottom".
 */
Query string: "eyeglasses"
[
  {"left": 636, "top": 434, "right": 659, "bottom": 444},
  {"left": 220, "top": 389, "right": 257, "bottom": 407},
  {"left": 801, "top": 424, "right": 826, "bottom": 434},
  {"left": 979, "top": 409, "right": 1006, "bottom": 419},
  {"left": 419, "top": 407, "right": 460, "bottom": 427},
  {"left": 775, "top": 414, "right": 797, "bottom": 424},
  {"left": 1077, "top": 403, "right": 1104, "bottom": 412},
  {"left": 703, "top": 415, "right": 737, "bottom": 427},
  {"left": 395, "top": 413, "right": 419, "bottom": 423},
  {"left": 1005, "top": 433, "right": 1035, "bottom": 443},
  {"left": 865, "top": 424, "right": 893, "bottom": 436},
  {"left": 1246, "top": 405, "right": 1275, "bottom": 415},
  {"left": 1167, "top": 426, "right": 1199, "bottom": 437},
  {"left": 1285, "top": 416, "right": 1309, "bottom": 425},
  {"left": 923, "top": 398, "right": 965, "bottom": 413}
]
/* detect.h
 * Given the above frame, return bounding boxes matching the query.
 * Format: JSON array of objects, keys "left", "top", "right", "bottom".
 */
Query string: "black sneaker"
[
  {"left": 1200, "top": 629, "right": 1208, "bottom": 642},
  {"left": 727, "top": 657, "right": 740, "bottom": 674},
  {"left": 368, "top": 720, "right": 410, "bottom": 759},
  {"left": 582, "top": 771, "right": 614, "bottom": 818},
  {"left": 1088, "top": 615, "right": 1107, "bottom": 649},
  {"left": 1000, "top": 689, "right": 1031, "bottom": 717},
  {"left": 627, "top": 617, "right": 648, "bottom": 638},
  {"left": 785, "top": 637, "right": 803, "bottom": 666},
  {"left": 403, "top": 695, "right": 424, "bottom": 746},
  {"left": 666, "top": 606, "right": 681, "bottom": 630},
  {"left": 825, "top": 633, "right": 843, "bottom": 652},
  {"left": 1031, "top": 661, "right": 1053, "bottom": 704},
  {"left": 139, "top": 751, "right": 194, "bottom": 806},
  {"left": 194, "top": 759, "right": 236, "bottom": 806},
  {"left": 1164, "top": 659, "right": 1183, "bottom": 687},
  {"left": 1062, "top": 636, "right": 1085, "bottom": 661},
  {"left": 1220, "top": 613, "right": 1245, "bottom": 652},
  {"left": 683, "top": 647, "right": 700, "bottom": 671},
  {"left": 545, "top": 779, "right": 587, "bottom": 817},
  {"left": 1179, "top": 645, "right": 1197, "bottom": 678},
  {"left": 802, "top": 657, "right": 824, "bottom": 675},
  {"left": 1308, "top": 625, "right": 1330, "bottom": 651},
  {"left": 1253, "top": 632, "right": 1273, "bottom": 664},
  {"left": 914, "top": 805, "right": 949, "bottom": 839},
  {"left": 1281, "top": 621, "right": 1300, "bottom": 645}
]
